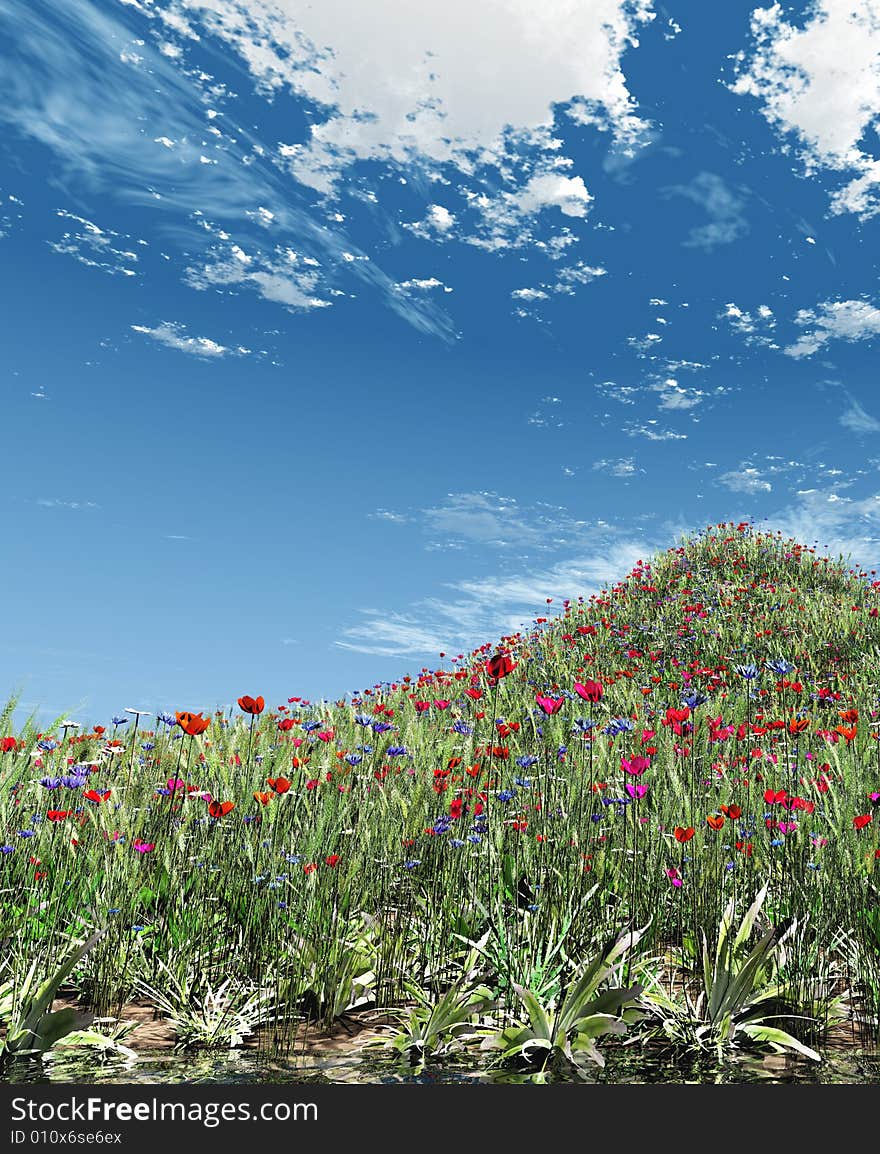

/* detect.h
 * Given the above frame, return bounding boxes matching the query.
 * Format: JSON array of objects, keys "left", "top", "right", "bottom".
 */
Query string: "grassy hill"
[{"left": 2, "top": 521, "right": 879, "bottom": 1074}]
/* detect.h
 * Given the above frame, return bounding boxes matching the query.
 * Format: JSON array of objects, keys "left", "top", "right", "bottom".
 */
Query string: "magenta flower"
[
  {"left": 536, "top": 695, "right": 565, "bottom": 715},
  {"left": 574, "top": 680, "right": 604, "bottom": 703},
  {"left": 133, "top": 841, "right": 155, "bottom": 854},
  {"left": 621, "top": 756, "right": 651, "bottom": 776}
]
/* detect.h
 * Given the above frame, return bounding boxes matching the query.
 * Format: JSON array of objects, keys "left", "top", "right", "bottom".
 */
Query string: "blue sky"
[{"left": 4, "top": 0, "right": 880, "bottom": 722}]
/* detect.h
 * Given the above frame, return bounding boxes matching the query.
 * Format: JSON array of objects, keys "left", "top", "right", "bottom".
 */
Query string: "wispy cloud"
[
  {"left": 35, "top": 498, "right": 99, "bottom": 511},
  {"left": 664, "top": 172, "right": 748, "bottom": 250},
  {"left": 337, "top": 533, "right": 664, "bottom": 658},
  {"left": 593, "top": 457, "right": 641, "bottom": 478},
  {"left": 718, "top": 467, "right": 772, "bottom": 495},
  {"left": 48, "top": 210, "right": 141, "bottom": 276},
  {"left": 131, "top": 321, "right": 250, "bottom": 358},
  {"left": 840, "top": 398, "right": 880, "bottom": 435}
]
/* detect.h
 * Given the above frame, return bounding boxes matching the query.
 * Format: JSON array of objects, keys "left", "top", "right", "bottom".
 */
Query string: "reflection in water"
[{"left": 3, "top": 1045, "right": 880, "bottom": 1085}]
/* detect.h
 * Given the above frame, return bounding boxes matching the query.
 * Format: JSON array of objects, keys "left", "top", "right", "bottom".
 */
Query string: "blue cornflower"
[
  {"left": 354, "top": 714, "right": 372, "bottom": 727},
  {"left": 156, "top": 713, "right": 176, "bottom": 727},
  {"left": 0, "top": 846, "right": 12, "bottom": 854},
  {"left": 452, "top": 720, "right": 472, "bottom": 735},
  {"left": 734, "top": 664, "right": 758, "bottom": 680},
  {"left": 467, "top": 834, "right": 482, "bottom": 844},
  {"left": 386, "top": 745, "right": 407, "bottom": 756},
  {"left": 108, "top": 908, "right": 120, "bottom": 915},
  {"left": 498, "top": 789, "right": 516, "bottom": 803},
  {"left": 770, "top": 838, "right": 784, "bottom": 847},
  {"left": 765, "top": 657, "right": 794, "bottom": 677},
  {"left": 681, "top": 691, "right": 708, "bottom": 710},
  {"left": 449, "top": 839, "right": 465, "bottom": 848},
  {"left": 404, "top": 860, "right": 421, "bottom": 869},
  {"left": 142, "top": 742, "right": 155, "bottom": 751},
  {"left": 344, "top": 753, "right": 363, "bottom": 766},
  {"left": 514, "top": 777, "right": 532, "bottom": 788},
  {"left": 516, "top": 755, "right": 538, "bottom": 770},
  {"left": 111, "top": 717, "right": 129, "bottom": 727},
  {"left": 39, "top": 777, "right": 62, "bottom": 790},
  {"left": 557, "top": 746, "right": 567, "bottom": 760},
  {"left": 573, "top": 718, "right": 595, "bottom": 733},
  {"left": 61, "top": 775, "right": 88, "bottom": 790},
  {"left": 302, "top": 721, "right": 321, "bottom": 732},
  {"left": 602, "top": 717, "right": 634, "bottom": 736},
  {"left": 372, "top": 722, "right": 393, "bottom": 734}
]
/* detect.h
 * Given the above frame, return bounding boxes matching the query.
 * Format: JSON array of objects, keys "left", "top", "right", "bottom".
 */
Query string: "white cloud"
[
  {"left": 720, "top": 300, "right": 777, "bottom": 347},
  {"left": 784, "top": 299, "right": 880, "bottom": 358},
  {"left": 393, "top": 277, "right": 453, "bottom": 293},
  {"left": 733, "top": 2, "right": 880, "bottom": 219},
  {"left": 179, "top": 0, "right": 652, "bottom": 253},
  {"left": 719, "top": 467, "right": 772, "bottom": 494},
  {"left": 511, "top": 260, "right": 606, "bottom": 309},
  {"left": 131, "top": 321, "right": 245, "bottom": 358},
  {"left": 188, "top": 0, "right": 653, "bottom": 184}
]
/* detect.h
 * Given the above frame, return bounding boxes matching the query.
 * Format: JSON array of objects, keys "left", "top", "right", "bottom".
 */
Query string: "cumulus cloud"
[{"left": 733, "top": 2, "right": 880, "bottom": 219}]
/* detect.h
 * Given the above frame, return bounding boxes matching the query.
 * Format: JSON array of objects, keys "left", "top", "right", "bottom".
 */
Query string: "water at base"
[{"left": 4, "top": 1045, "right": 879, "bottom": 1085}]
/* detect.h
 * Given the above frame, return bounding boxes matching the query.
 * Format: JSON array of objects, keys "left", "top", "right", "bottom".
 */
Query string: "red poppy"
[
  {"left": 1, "top": 736, "right": 17, "bottom": 753},
  {"left": 720, "top": 804, "right": 742, "bottom": 820},
  {"left": 277, "top": 718, "right": 296, "bottom": 731},
  {"left": 47, "top": 810, "right": 72, "bottom": 822},
  {"left": 486, "top": 653, "right": 515, "bottom": 680},
  {"left": 674, "top": 826, "right": 695, "bottom": 843},
  {"left": 764, "top": 788, "right": 787, "bottom": 805},
  {"left": 853, "top": 814, "right": 873, "bottom": 830},
  {"left": 253, "top": 791, "right": 272, "bottom": 806},
  {"left": 84, "top": 789, "right": 111, "bottom": 804},
  {"left": 207, "top": 800, "right": 234, "bottom": 817},
  {"left": 238, "top": 695, "right": 265, "bottom": 715},
  {"left": 325, "top": 855, "right": 340, "bottom": 867},
  {"left": 706, "top": 814, "right": 724, "bottom": 831},
  {"left": 267, "top": 776, "right": 291, "bottom": 794},
  {"left": 176, "top": 711, "right": 210, "bottom": 736}
]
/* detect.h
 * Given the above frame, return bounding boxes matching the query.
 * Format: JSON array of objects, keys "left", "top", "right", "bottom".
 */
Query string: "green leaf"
[{"left": 739, "top": 1023, "right": 821, "bottom": 1062}]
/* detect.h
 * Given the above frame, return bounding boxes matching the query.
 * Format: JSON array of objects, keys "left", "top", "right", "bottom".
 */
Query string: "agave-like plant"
[
  {"left": 135, "top": 963, "right": 280, "bottom": 1050},
  {"left": 0, "top": 930, "right": 134, "bottom": 1064},
  {"left": 481, "top": 924, "right": 647, "bottom": 1076},
  {"left": 639, "top": 885, "right": 821, "bottom": 1061}
]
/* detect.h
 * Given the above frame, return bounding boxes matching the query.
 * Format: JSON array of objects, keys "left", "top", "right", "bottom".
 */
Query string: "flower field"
[{"left": 3, "top": 522, "right": 880, "bottom": 1079}]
